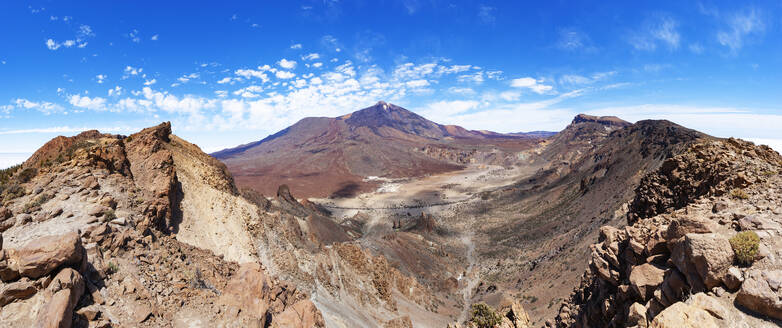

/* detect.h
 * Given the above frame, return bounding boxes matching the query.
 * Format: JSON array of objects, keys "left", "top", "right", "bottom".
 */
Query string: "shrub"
[
  {"left": 469, "top": 303, "right": 503, "bottom": 328},
  {"left": 17, "top": 168, "right": 37, "bottom": 183},
  {"left": 730, "top": 231, "right": 760, "bottom": 266},
  {"left": 104, "top": 209, "right": 117, "bottom": 221},
  {"left": 730, "top": 189, "right": 750, "bottom": 200},
  {"left": 23, "top": 193, "right": 51, "bottom": 213},
  {"left": 106, "top": 262, "right": 119, "bottom": 274}
]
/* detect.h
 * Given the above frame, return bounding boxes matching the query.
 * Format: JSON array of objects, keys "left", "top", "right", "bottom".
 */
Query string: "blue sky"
[{"left": 1, "top": 1, "right": 781, "bottom": 167}]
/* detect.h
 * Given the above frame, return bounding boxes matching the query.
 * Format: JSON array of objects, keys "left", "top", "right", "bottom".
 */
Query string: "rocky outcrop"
[
  {"left": 648, "top": 302, "right": 719, "bottom": 328},
  {"left": 218, "top": 262, "right": 317, "bottom": 324},
  {"left": 556, "top": 139, "right": 782, "bottom": 327},
  {"left": 35, "top": 268, "right": 86, "bottom": 328},
  {"left": 629, "top": 139, "right": 782, "bottom": 223},
  {"left": 125, "top": 122, "right": 179, "bottom": 232},
  {"left": 670, "top": 233, "right": 733, "bottom": 292},
  {"left": 736, "top": 270, "right": 782, "bottom": 320},
  {"left": 0, "top": 232, "right": 84, "bottom": 281},
  {"left": 571, "top": 114, "right": 631, "bottom": 128}
]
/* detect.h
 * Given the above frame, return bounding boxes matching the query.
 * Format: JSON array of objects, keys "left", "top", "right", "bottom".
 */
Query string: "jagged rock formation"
[
  {"left": 555, "top": 139, "right": 782, "bottom": 327},
  {"left": 0, "top": 123, "right": 324, "bottom": 327}
]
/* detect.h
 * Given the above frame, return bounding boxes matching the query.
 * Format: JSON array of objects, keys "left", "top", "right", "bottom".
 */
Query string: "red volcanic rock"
[
  {"left": 214, "top": 101, "right": 546, "bottom": 198},
  {"left": 125, "top": 122, "right": 178, "bottom": 232}
]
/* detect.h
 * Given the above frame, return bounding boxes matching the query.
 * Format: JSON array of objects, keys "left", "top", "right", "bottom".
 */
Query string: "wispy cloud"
[
  {"left": 717, "top": 7, "right": 765, "bottom": 54},
  {"left": 510, "top": 77, "right": 554, "bottom": 94},
  {"left": 629, "top": 14, "right": 680, "bottom": 51},
  {"left": 556, "top": 28, "right": 596, "bottom": 52},
  {"left": 478, "top": 5, "right": 496, "bottom": 25}
]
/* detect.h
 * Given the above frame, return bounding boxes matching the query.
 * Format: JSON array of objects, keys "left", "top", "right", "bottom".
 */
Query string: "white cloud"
[
  {"left": 302, "top": 53, "right": 320, "bottom": 61},
  {"left": 12, "top": 99, "right": 64, "bottom": 114},
  {"left": 556, "top": 28, "right": 595, "bottom": 52},
  {"left": 96, "top": 74, "right": 106, "bottom": 84},
  {"left": 458, "top": 71, "right": 484, "bottom": 84},
  {"left": 290, "top": 43, "right": 302, "bottom": 49},
  {"left": 559, "top": 71, "right": 616, "bottom": 85},
  {"left": 419, "top": 100, "right": 480, "bottom": 119},
  {"left": 717, "top": 8, "right": 765, "bottom": 53},
  {"left": 129, "top": 29, "right": 141, "bottom": 43},
  {"left": 406, "top": 79, "right": 430, "bottom": 88},
  {"left": 123, "top": 66, "right": 143, "bottom": 78},
  {"left": 150, "top": 34, "right": 159, "bottom": 41},
  {"left": 312, "top": 62, "right": 323, "bottom": 68},
  {"left": 108, "top": 86, "right": 122, "bottom": 96},
  {"left": 217, "top": 77, "right": 233, "bottom": 84},
  {"left": 278, "top": 59, "right": 297, "bottom": 69},
  {"left": 510, "top": 77, "right": 554, "bottom": 94},
  {"left": 177, "top": 73, "right": 200, "bottom": 83},
  {"left": 275, "top": 71, "right": 295, "bottom": 79},
  {"left": 144, "top": 79, "right": 157, "bottom": 86},
  {"left": 449, "top": 87, "right": 476, "bottom": 95},
  {"left": 321, "top": 35, "right": 341, "bottom": 52},
  {"left": 235, "top": 68, "right": 270, "bottom": 82},
  {"left": 46, "top": 39, "right": 59, "bottom": 50},
  {"left": 629, "top": 15, "right": 680, "bottom": 51},
  {"left": 69, "top": 95, "right": 107, "bottom": 111}
]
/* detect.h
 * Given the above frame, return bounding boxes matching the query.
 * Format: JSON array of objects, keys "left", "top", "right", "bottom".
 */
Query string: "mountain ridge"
[{"left": 213, "top": 101, "right": 548, "bottom": 198}]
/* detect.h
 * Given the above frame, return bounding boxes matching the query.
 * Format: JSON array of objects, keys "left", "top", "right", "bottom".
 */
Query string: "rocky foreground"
[
  {"left": 0, "top": 123, "right": 323, "bottom": 327},
  {"left": 556, "top": 138, "right": 782, "bottom": 327}
]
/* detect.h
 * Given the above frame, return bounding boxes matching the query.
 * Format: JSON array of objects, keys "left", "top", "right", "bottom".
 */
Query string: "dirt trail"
[{"left": 458, "top": 231, "right": 478, "bottom": 323}]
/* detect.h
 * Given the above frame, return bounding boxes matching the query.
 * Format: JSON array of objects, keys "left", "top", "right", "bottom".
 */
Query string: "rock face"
[
  {"left": 555, "top": 139, "right": 782, "bottom": 327},
  {"left": 670, "top": 233, "right": 733, "bottom": 292},
  {"left": 0, "top": 123, "right": 327, "bottom": 328},
  {"left": 649, "top": 302, "right": 719, "bottom": 328},
  {"left": 0, "top": 232, "right": 84, "bottom": 281},
  {"left": 628, "top": 139, "right": 773, "bottom": 223},
  {"left": 125, "top": 122, "right": 179, "bottom": 232},
  {"left": 736, "top": 270, "right": 782, "bottom": 320},
  {"left": 35, "top": 268, "right": 86, "bottom": 328},
  {"left": 629, "top": 263, "right": 666, "bottom": 301}
]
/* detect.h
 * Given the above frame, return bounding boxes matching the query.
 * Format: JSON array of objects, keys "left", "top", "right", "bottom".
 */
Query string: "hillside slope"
[{"left": 214, "top": 101, "right": 546, "bottom": 198}]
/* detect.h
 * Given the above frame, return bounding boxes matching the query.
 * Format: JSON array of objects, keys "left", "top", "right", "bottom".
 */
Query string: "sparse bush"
[
  {"left": 17, "top": 168, "right": 37, "bottom": 183},
  {"left": 23, "top": 193, "right": 51, "bottom": 213},
  {"left": 469, "top": 303, "right": 503, "bottom": 328},
  {"left": 106, "top": 262, "right": 119, "bottom": 274},
  {"left": 730, "top": 189, "right": 750, "bottom": 200},
  {"left": 104, "top": 209, "right": 117, "bottom": 221},
  {"left": 730, "top": 231, "right": 760, "bottom": 266}
]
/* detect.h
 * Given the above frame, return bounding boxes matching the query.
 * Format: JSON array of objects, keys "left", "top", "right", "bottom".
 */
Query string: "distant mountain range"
[{"left": 213, "top": 101, "right": 550, "bottom": 198}]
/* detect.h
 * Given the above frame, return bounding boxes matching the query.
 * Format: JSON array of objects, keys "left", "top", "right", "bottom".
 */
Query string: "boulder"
[
  {"left": 0, "top": 277, "right": 37, "bottom": 306},
  {"left": 649, "top": 302, "right": 720, "bottom": 328},
  {"left": 0, "top": 206, "right": 11, "bottom": 220},
  {"left": 35, "top": 268, "right": 86, "bottom": 328},
  {"left": 14, "top": 232, "right": 85, "bottom": 279},
  {"left": 627, "top": 302, "right": 647, "bottom": 327},
  {"left": 629, "top": 263, "right": 666, "bottom": 301},
  {"left": 271, "top": 299, "right": 325, "bottom": 328},
  {"left": 384, "top": 316, "right": 413, "bottom": 328},
  {"left": 219, "top": 262, "right": 271, "bottom": 319},
  {"left": 499, "top": 299, "right": 532, "bottom": 328},
  {"left": 723, "top": 266, "right": 743, "bottom": 291},
  {"left": 671, "top": 233, "right": 733, "bottom": 292},
  {"left": 735, "top": 270, "right": 782, "bottom": 320},
  {"left": 688, "top": 293, "right": 728, "bottom": 320},
  {"left": 666, "top": 217, "right": 718, "bottom": 241}
]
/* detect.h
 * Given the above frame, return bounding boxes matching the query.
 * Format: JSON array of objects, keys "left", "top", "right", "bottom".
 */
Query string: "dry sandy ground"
[{"left": 311, "top": 163, "right": 541, "bottom": 219}]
